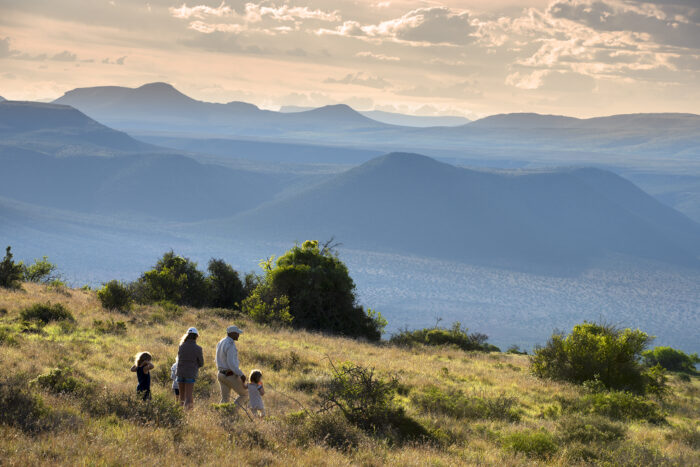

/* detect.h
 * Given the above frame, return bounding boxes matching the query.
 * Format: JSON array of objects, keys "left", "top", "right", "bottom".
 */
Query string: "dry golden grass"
[{"left": 0, "top": 283, "right": 698, "bottom": 466}]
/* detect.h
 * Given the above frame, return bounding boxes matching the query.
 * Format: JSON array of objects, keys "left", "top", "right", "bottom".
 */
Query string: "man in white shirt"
[{"left": 216, "top": 325, "right": 248, "bottom": 406}]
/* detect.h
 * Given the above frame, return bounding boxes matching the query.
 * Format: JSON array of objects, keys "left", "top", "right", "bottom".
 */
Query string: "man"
[{"left": 215, "top": 325, "right": 248, "bottom": 407}]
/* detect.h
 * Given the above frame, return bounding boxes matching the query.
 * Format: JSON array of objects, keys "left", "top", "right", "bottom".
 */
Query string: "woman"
[{"left": 176, "top": 327, "right": 204, "bottom": 409}]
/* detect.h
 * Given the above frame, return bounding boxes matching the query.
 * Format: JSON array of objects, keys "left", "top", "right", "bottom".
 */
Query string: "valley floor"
[{"left": 0, "top": 284, "right": 698, "bottom": 466}]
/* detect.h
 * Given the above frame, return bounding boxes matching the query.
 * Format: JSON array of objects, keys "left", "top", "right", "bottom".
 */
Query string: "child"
[
  {"left": 247, "top": 369, "right": 265, "bottom": 418},
  {"left": 130, "top": 352, "right": 154, "bottom": 401},
  {"left": 170, "top": 359, "right": 179, "bottom": 401}
]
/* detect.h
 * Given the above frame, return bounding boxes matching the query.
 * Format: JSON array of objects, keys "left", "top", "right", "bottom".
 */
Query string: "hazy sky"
[{"left": 0, "top": 0, "right": 698, "bottom": 117}]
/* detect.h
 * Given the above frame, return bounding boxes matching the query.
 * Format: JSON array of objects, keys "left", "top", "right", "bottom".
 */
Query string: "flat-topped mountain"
[
  {"left": 226, "top": 152, "right": 700, "bottom": 270},
  {"left": 467, "top": 112, "right": 700, "bottom": 131}
]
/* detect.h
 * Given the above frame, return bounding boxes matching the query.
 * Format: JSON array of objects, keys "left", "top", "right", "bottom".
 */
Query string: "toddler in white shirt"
[{"left": 247, "top": 369, "right": 265, "bottom": 418}]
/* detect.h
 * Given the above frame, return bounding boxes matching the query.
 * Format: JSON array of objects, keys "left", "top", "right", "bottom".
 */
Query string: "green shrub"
[
  {"left": 84, "top": 391, "right": 183, "bottom": 427},
  {"left": 291, "top": 411, "right": 364, "bottom": 450},
  {"left": 506, "top": 345, "right": 528, "bottom": 355},
  {"left": 501, "top": 429, "right": 558, "bottom": 459},
  {"left": 0, "top": 326, "right": 17, "bottom": 346},
  {"left": 642, "top": 346, "right": 699, "bottom": 374},
  {"left": 319, "top": 361, "right": 430, "bottom": 443},
  {"left": 92, "top": 318, "right": 127, "bottom": 335},
  {"left": 22, "top": 256, "right": 58, "bottom": 283},
  {"left": 562, "top": 390, "right": 665, "bottom": 423},
  {"left": 531, "top": 322, "right": 653, "bottom": 393},
  {"left": 411, "top": 385, "right": 520, "bottom": 421},
  {"left": 97, "top": 280, "right": 132, "bottom": 311},
  {"left": 30, "top": 367, "right": 92, "bottom": 396},
  {"left": 252, "top": 240, "right": 385, "bottom": 341},
  {"left": 0, "top": 379, "right": 52, "bottom": 433},
  {"left": 0, "top": 246, "right": 23, "bottom": 289},
  {"left": 207, "top": 258, "right": 245, "bottom": 309},
  {"left": 136, "top": 251, "right": 208, "bottom": 307},
  {"left": 241, "top": 284, "right": 293, "bottom": 326},
  {"left": 390, "top": 322, "right": 499, "bottom": 352},
  {"left": 19, "top": 302, "right": 74, "bottom": 325},
  {"left": 557, "top": 414, "right": 626, "bottom": 443}
]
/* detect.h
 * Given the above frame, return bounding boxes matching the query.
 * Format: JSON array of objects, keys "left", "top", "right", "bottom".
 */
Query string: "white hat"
[
  {"left": 187, "top": 327, "right": 199, "bottom": 335},
  {"left": 227, "top": 325, "right": 244, "bottom": 334}
]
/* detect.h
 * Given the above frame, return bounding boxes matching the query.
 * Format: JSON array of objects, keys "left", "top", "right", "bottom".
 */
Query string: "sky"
[{"left": 0, "top": 0, "right": 698, "bottom": 118}]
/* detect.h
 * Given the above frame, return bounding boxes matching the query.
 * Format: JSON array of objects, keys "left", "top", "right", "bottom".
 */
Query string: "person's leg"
[
  {"left": 184, "top": 382, "right": 194, "bottom": 409},
  {"left": 228, "top": 375, "right": 248, "bottom": 408},
  {"left": 173, "top": 388, "right": 179, "bottom": 403},
  {"left": 217, "top": 373, "right": 232, "bottom": 403},
  {"left": 178, "top": 382, "right": 187, "bottom": 407},
  {"left": 143, "top": 389, "right": 151, "bottom": 401}
]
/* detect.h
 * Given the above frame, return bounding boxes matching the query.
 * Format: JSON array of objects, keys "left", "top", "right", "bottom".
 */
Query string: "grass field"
[{"left": 0, "top": 283, "right": 698, "bottom": 466}]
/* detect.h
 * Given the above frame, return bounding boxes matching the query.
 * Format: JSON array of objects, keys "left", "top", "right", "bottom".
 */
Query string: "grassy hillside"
[{"left": 0, "top": 283, "right": 698, "bottom": 466}]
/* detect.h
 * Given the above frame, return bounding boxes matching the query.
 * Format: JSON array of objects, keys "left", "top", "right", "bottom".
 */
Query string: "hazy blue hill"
[
  {"left": 466, "top": 113, "right": 580, "bottom": 129},
  {"left": 290, "top": 104, "right": 389, "bottom": 128},
  {"left": 0, "top": 100, "right": 151, "bottom": 154},
  {"left": 361, "top": 110, "right": 470, "bottom": 127},
  {"left": 225, "top": 152, "right": 700, "bottom": 271}
]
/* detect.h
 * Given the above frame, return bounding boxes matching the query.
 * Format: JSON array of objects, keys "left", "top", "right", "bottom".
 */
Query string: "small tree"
[
  {"left": 137, "top": 251, "right": 208, "bottom": 306},
  {"left": 22, "top": 256, "right": 58, "bottom": 283},
  {"left": 642, "top": 346, "right": 699, "bottom": 374},
  {"left": 241, "top": 282, "right": 292, "bottom": 326},
  {"left": 531, "top": 322, "right": 653, "bottom": 393},
  {"left": 97, "top": 280, "right": 132, "bottom": 311},
  {"left": 0, "top": 246, "right": 23, "bottom": 289},
  {"left": 207, "top": 258, "right": 245, "bottom": 309}
]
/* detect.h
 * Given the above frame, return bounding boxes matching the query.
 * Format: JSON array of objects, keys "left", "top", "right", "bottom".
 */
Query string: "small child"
[
  {"left": 170, "top": 359, "right": 179, "bottom": 401},
  {"left": 246, "top": 369, "right": 265, "bottom": 418},
  {"left": 130, "top": 352, "right": 154, "bottom": 401}
]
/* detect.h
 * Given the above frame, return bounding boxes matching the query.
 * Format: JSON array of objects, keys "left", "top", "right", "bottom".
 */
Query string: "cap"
[
  {"left": 227, "top": 325, "right": 244, "bottom": 334},
  {"left": 187, "top": 327, "right": 199, "bottom": 335}
]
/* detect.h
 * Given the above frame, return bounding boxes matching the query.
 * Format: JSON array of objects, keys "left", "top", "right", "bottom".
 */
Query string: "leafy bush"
[
  {"left": 506, "top": 345, "right": 528, "bottom": 355},
  {"left": 207, "top": 258, "right": 245, "bottom": 309},
  {"left": 391, "top": 322, "right": 499, "bottom": 352},
  {"left": 251, "top": 240, "right": 385, "bottom": 340},
  {"left": 411, "top": 385, "right": 520, "bottom": 421},
  {"left": 0, "top": 326, "right": 18, "bottom": 346},
  {"left": 561, "top": 390, "right": 665, "bottom": 423},
  {"left": 19, "top": 302, "right": 74, "bottom": 326},
  {"left": 557, "top": 414, "right": 626, "bottom": 443},
  {"left": 22, "top": 256, "right": 58, "bottom": 283},
  {"left": 241, "top": 283, "right": 293, "bottom": 326},
  {"left": 531, "top": 322, "right": 652, "bottom": 393},
  {"left": 0, "top": 379, "right": 52, "bottom": 433},
  {"left": 97, "top": 280, "right": 132, "bottom": 311},
  {"left": 30, "top": 367, "right": 93, "bottom": 396},
  {"left": 319, "top": 361, "right": 429, "bottom": 443},
  {"left": 289, "top": 411, "right": 365, "bottom": 450},
  {"left": 93, "top": 318, "right": 127, "bottom": 335},
  {"left": 136, "top": 251, "right": 208, "bottom": 307},
  {"left": 642, "top": 346, "right": 699, "bottom": 374},
  {"left": 0, "top": 246, "right": 23, "bottom": 289},
  {"left": 84, "top": 391, "right": 183, "bottom": 427},
  {"left": 501, "top": 429, "right": 558, "bottom": 459}
]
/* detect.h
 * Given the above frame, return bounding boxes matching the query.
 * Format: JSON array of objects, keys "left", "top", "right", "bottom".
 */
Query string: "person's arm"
[
  {"left": 197, "top": 346, "right": 204, "bottom": 368},
  {"left": 130, "top": 364, "right": 137, "bottom": 372},
  {"left": 258, "top": 384, "right": 265, "bottom": 396},
  {"left": 143, "top": 362, "right": 154, "bottom": 374},
  {"left": 227, "top": 342, "right": 243, "bottom": 376}
]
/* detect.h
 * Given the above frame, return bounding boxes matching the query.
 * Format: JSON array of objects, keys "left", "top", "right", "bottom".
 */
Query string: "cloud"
[
  {"left": 51, "top": 50, "right": 77, "bottom": 62},
  {"left": 319, "top": 7, "right": 476, "bottom": 46},
  {"left": 170, "top": 2, "right": 233, "bottom": 20},
  {"left": 324, "top": 72, "right": 391, "bottom": 88},
  {"left": 355, "top": 51, "right": 400, "bottom": 61},
  {"left": 0, "top": 37, "right": 14, "bottom": 58}
]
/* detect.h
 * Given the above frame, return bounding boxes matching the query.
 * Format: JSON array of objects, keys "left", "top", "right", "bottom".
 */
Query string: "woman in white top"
[{"left": 247, "top": 369, "right": 265, "bottom": 418}]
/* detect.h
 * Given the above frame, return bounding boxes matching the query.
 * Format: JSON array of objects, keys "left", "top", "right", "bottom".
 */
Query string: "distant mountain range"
[
  {"left": 214, "top": 152, "right": 700, "bottom": 271},
  {"left": 280, "top": 106, "right": 471, "bottom": 127}
]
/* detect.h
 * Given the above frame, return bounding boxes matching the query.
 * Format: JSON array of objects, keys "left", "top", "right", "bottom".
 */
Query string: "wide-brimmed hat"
[
  {"left": 227, "top": 325, "right": 244, "bottom": 334},
  {"left": 187, "top": 327, "right": 199, "bottom": 335}
]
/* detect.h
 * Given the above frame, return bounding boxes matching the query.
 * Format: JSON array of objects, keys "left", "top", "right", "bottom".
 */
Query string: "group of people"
[{"left": 130, "top": 324, "right": 265, "bottom": 417}]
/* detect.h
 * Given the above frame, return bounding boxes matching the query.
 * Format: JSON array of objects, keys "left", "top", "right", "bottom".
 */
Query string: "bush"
[
  {"left": 207, "top": 258, "right": 245, "bottom": 309},
  {"left": 411, "top": 385, "right": 520, "bottom": 422},
  {"left": 501, "top": 429, "right": 558, "bottom": 459},
  {"left": 252, "top": 240, "right": 385, "bottom": 341},
  {"left": 557, "top": 414, "right": 626, "bottom": 443},
  {"left": 0, "top": 326, "right": 18, "bottom": 346},
  {"left": 391, "top": 322, "right": 499, "bottom": 352},
  {"left": 560, "top": 390, "right": 665, "bottom": 424},
  {"left": 30, "top": 367, "right": 93, "bottom": 396},
  {"left": 642, "top": 346, "right": 699, "bottom": 374},
  {"left": 319, "top": 361, "right": 430, "bottom": 443},
  {"left": 0, "top": 379, "right": 52, "bottom": 433},
  {"left": 290, "top": 411, "right": 365, "bottom": 450},
  {"left": 531, "top": 322, "right": 653, "bottom": 393},
  {"left": 241, "top": 283, "right": 293, "bottom": 326},
  {"left": 97, "top": 280, "right": 132, "bottom": 311},
  {"left": 136, "top": 251, "right": 208, "bottom": 307},
  {"left": 19, "top": 302, "right": 74, "bottom": 325},
  {"left": 93, "top": 318, "right": 127, "bottom": 335},
  {"left": 22, "top": 256, "right": 58, "bottom": 283},
  {"left": 84, "top": 391, "right": 183, "bottom": 427},
  {"left": 0, "top": 246, "right": 23, "bottom": 289}
]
